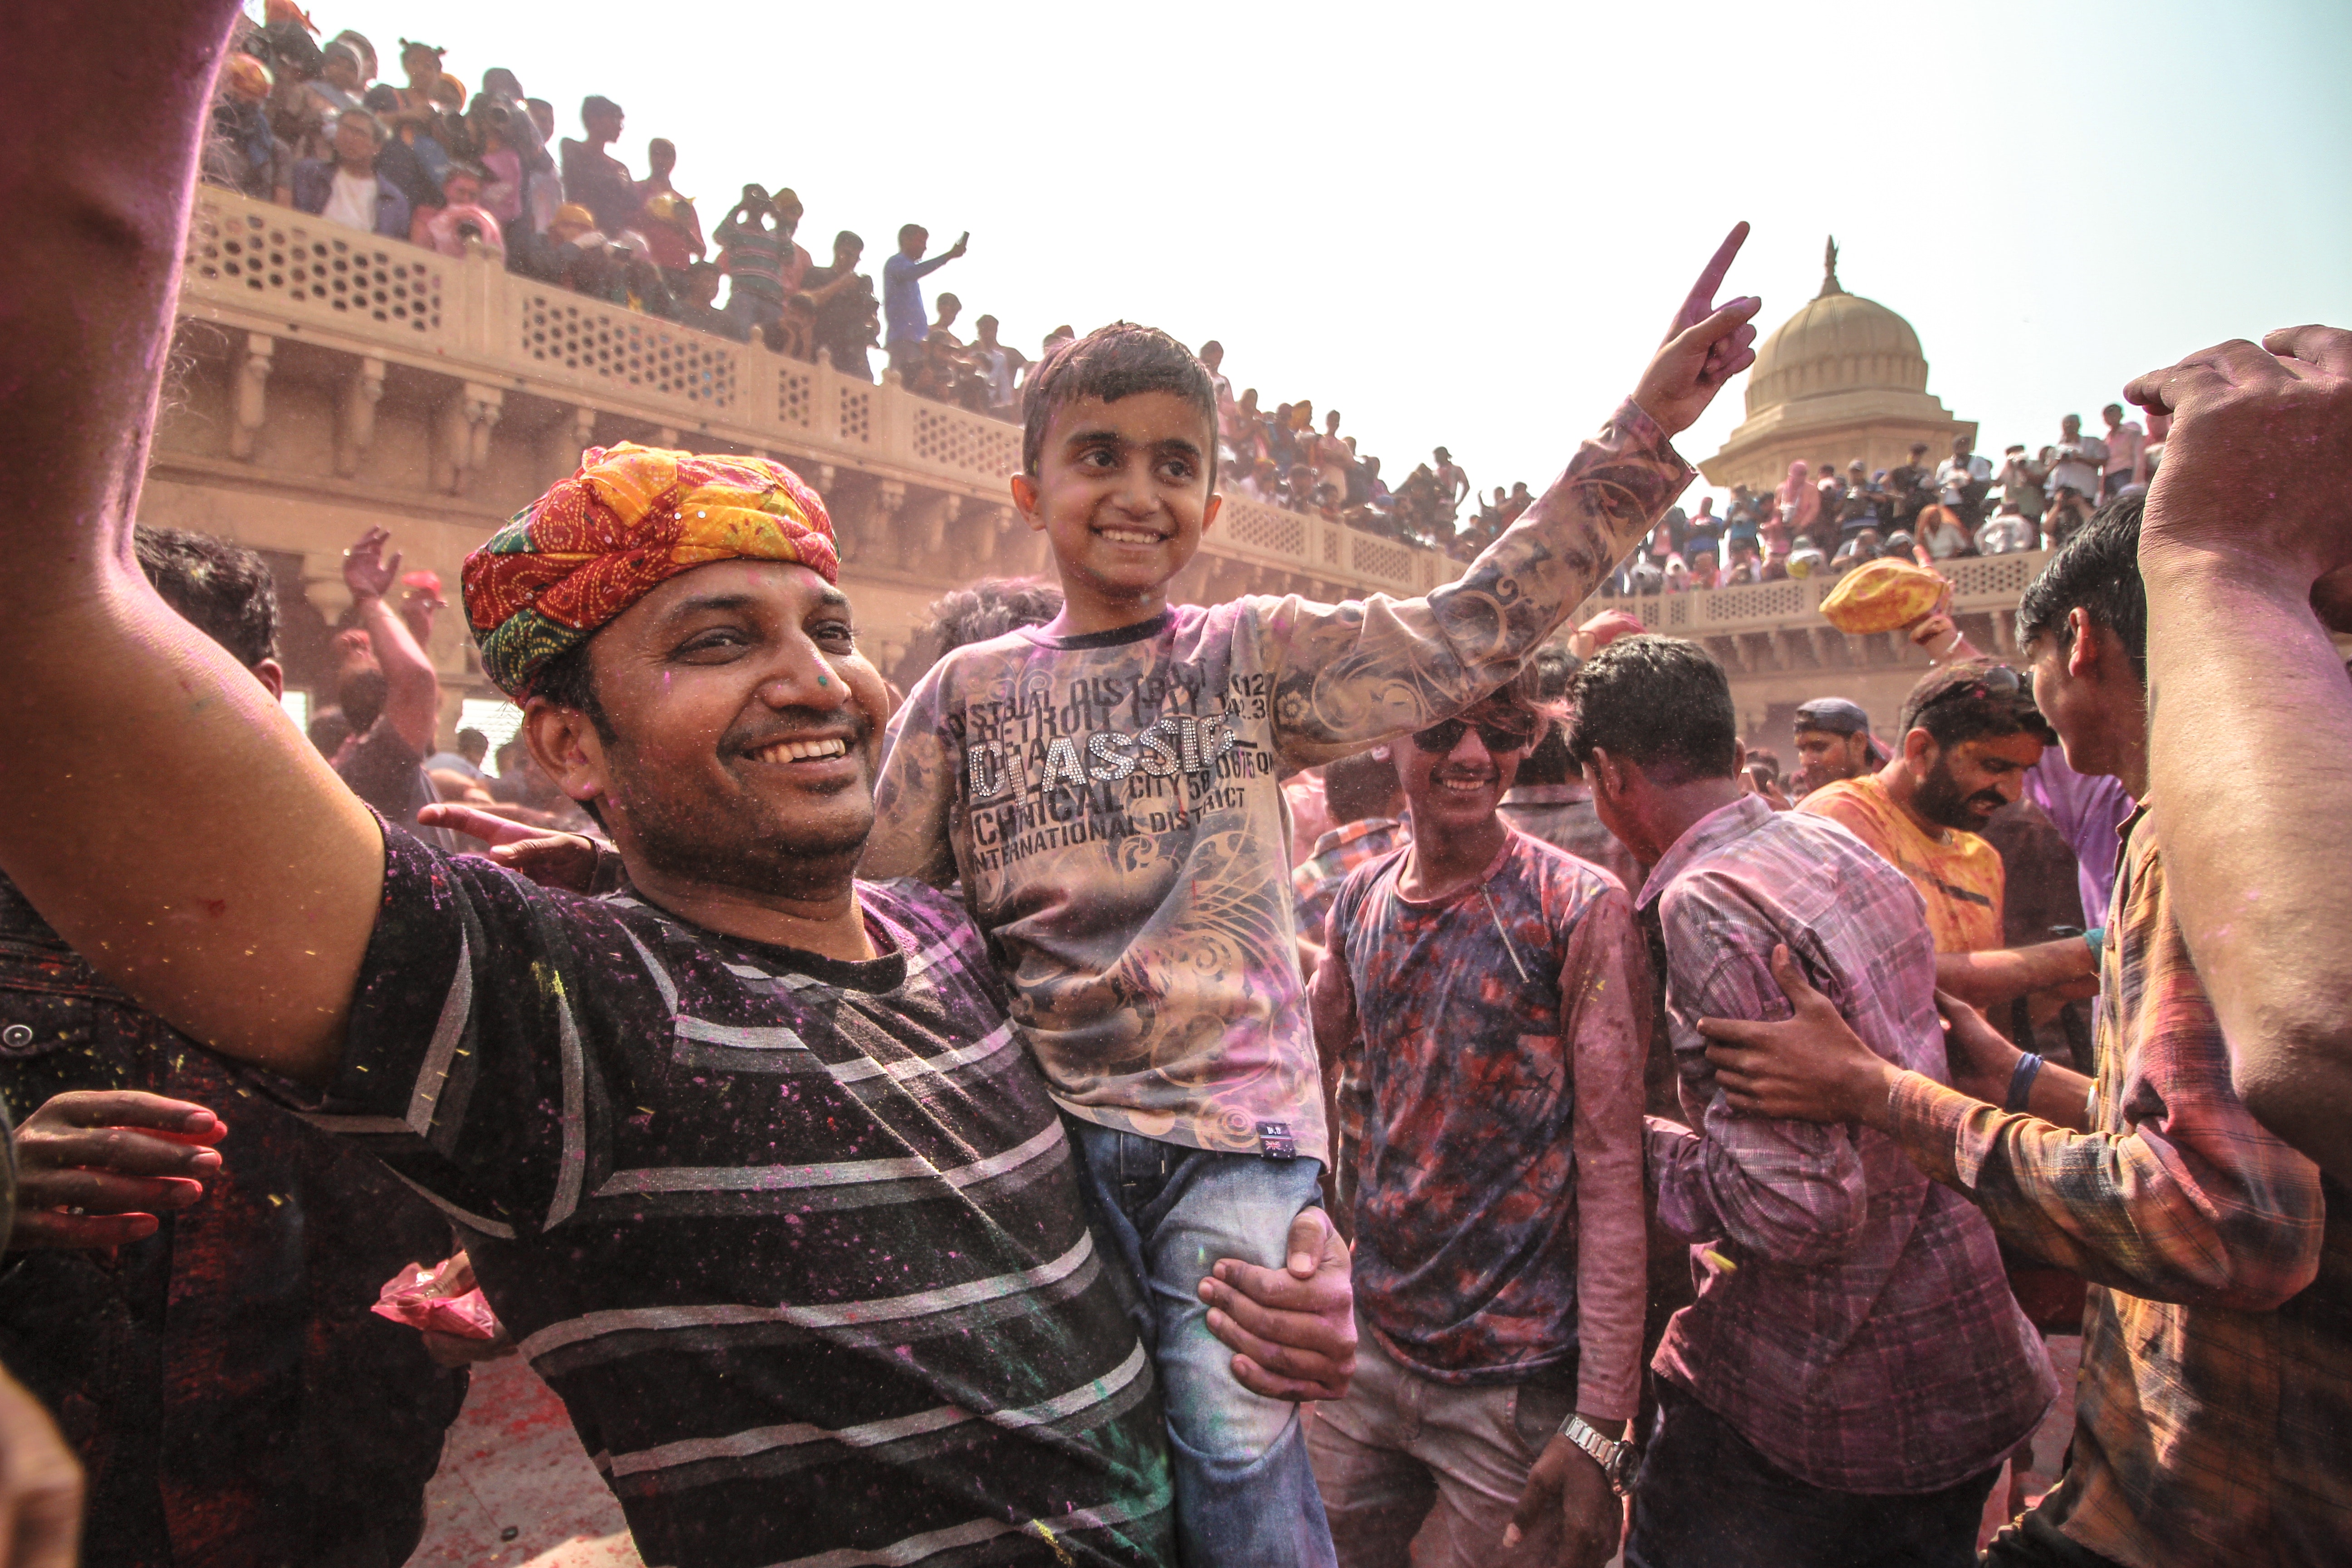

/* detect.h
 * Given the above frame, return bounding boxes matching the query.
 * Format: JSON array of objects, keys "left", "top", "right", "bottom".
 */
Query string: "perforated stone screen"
[
  {"left": 777, "top": 364, "right": 814, "bottom": 428},
  {"left": 188, "top": 196, "right": 444, "bottom": 332},
  {"left": 1704, "top": 579, "right": 1812, "bottom": 623},
  {"left": 910, "top": 404, "right": 1020, "bottom": 480},
  {"left": 1947, "top": 554, "right": 2036, "bottom": 598},
  {"left": 1223, "top": 500, "right": 1308, "bottom": 558},
  {"left": 516, "top": 293, "right": 737, "bottom": 410},
  {"left": 839, "top": 386, "right": 872, "bottom": 445},
  {"left": 1349, "top": 536, "right": 1414, "bottom": 585}
]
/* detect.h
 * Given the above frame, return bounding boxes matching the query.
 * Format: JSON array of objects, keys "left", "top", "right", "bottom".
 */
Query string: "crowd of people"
[
  {"left": 201, "top": 5, "right": 1526, "bottom": 553},
  {"left": 6, "top": 13, "right": 2352, "bottom": 1568},
  {"left": 1607, "top": 407, "right": 2161, "bottom": 596}
]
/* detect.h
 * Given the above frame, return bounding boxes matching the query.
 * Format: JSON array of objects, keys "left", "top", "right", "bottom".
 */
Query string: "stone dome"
[{"left": 1743, "top": 248, "right": 1929, "bottom": 417}]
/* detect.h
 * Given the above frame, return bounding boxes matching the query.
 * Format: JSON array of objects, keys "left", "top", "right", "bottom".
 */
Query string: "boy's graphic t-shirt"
[{"left": 863, "top": 401, "right": 1692, "bottom": 1161}]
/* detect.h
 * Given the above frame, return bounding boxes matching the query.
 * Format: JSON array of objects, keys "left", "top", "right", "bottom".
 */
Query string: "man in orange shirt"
[{"left": 1798, "top": 661, "right": 2098, "bottom": 1011}]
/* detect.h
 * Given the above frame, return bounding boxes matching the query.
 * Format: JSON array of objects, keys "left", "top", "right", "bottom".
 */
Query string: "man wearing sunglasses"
[
  {"left": 1798, "top": 660, "right": 2102, "bottom": 1014},
  {"left": 1307, "top": 671, "right": 1650, "bottom": 1568}
]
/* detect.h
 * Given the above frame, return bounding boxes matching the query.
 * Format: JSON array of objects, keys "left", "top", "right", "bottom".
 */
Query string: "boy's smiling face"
[{"left": 1013, "top": 391, "right": 1220, "bottom": 631}]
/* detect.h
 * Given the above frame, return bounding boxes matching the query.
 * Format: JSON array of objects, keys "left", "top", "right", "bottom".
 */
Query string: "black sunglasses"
[{"left": 1410, "top": 716, "right": 1539, "bottom": 755}]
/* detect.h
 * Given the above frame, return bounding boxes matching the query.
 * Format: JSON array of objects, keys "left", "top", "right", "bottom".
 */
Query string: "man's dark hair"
[
  {"left": 897, "top": 222, "right": 926, "bottom": 245},
  {"left": 338, "top": 667, "right": 388, "bottom": 736},
  {"left": 581, "top": 95, "right": 622, "bottom": 120},
  {"left": 1021, "top": 323, "right": 1218, "bottom": 482},
  {"left": 1565, "top": 636, "right": 1738, "bottom": 783},
  {"left": 832, "top": 230, "right": 862, "bottom": 256},
  {"left": 531, "top": 638, "right": 614, "bottom": 742},
  {"left": 1513, "top": 644, "right": 1583, "bottom": 786},
  {"left": 1323, "top": 750, "right": 1401, "bottom": 824},
  {"left": 2015, "top": 493, "right": 2146, "bottom": 680},
  {"left": 133, "top": 525, "right": 279, "bottom": 669},
  {"left": 524, "top": 640, "right": 612, "bottom": 828},
  {"left": 1896, "top": 657, "right": 2057, "bottom": 750},
  {"left": 921, "top": 578, "right": 1063, "bottom": 654}
]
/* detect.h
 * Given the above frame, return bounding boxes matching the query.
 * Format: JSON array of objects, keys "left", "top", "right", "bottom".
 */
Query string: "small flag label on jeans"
[{"left": 1257, "top": 1121, "right": 1296, "bottom": 1160}]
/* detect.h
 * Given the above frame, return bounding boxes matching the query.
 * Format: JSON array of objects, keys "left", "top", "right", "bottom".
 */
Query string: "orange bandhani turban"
[{"left": 463, "top": 443, "right": 837, "bottom": 697}]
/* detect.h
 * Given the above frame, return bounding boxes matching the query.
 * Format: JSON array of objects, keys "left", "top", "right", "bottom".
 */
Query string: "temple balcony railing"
[
  {"left": 1565, "top": 548, "right": 2057, "bottom": 681},
  {"left": 174, "top": 186, "right": 1461, "bottom": 606}
]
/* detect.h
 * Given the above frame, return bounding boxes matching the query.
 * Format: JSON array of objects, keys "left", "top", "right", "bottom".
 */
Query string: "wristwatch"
[{"left": 1558, "top": 1413, "right": 1636, "bottom": 1498}]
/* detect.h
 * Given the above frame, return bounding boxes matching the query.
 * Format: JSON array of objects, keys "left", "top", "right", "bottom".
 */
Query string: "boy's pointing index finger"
[{"left": 1667, "top": 221, "right": 1751, "bottom": 342}]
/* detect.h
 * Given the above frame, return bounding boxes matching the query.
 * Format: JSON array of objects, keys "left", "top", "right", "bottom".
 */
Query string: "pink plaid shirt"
[{"left": 1641, "top": 795, "right": 2056, "bottom": 1493}]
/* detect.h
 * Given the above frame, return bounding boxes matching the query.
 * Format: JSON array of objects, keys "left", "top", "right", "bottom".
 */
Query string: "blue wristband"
[
  {"left": 2004, "top": 1053, "right": 2044, "bottom": 1114},
  {"left": 2085, "top": 927, "right": 2105, "bottom": 963}
]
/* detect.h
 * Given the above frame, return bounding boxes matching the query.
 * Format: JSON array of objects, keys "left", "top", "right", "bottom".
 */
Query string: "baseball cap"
[{"left": 1794, "top": 697, "right": 1871, "bottom": 737}]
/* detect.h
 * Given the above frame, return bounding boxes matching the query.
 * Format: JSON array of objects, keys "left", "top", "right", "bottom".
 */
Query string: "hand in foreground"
[
  {"left": 416, "top": 1251, "right": 518, "bottom": 1368},
  {"left": 341, "top": 525, "right": 402, "bottom": 601},
  {"left": 10, "top": 1092, "right": 224, "bottom": 1249},
  {"left": 1503, "top": 1428, "right": 1622, "bottom": 1568},
  {"left": 418, "top": 803, "right": 602, "bottom": 893},
  {"left": 1935, "top": 988, "right": 2024, "bottom": 1106},
  {"left": 1632, "top": 222, "right": 1762, "bottom": 436},
  {"left": 2125, "top": 325, "right": 2352, "bottom": 620},
  {"left": 0, "top": 1366, "right": 81, "bottom": 1568},
  {"left": 1198, "top": 1205, "right": 1357, "bottom": 1401},
  {"left": 1695, "top": 945, "right": 1897, "bottom": 1127}
]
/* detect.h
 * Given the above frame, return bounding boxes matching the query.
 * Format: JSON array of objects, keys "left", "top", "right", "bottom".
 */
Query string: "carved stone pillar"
[
  {"left": 914, "top": 493, "right": 963, "bottom": 565},
  {"left": 229, "top": 332, "right": 274, "bottom": 461},
  {"left": 438, "top": 383, "right": 504, "bottom": 496},
  {"left": 335, "top": 356, "right": 385, "bottom": 478},
  {"left": 858, "top": 480, "right": 905, "bottom": 568},
  {"left": 570, "top": 405, "right": 599, "bottom": 465}
]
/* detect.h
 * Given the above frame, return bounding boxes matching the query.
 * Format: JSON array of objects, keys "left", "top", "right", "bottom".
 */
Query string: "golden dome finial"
[{"left": 1820, "top": 235, "right": 1844, "bottom": 299}]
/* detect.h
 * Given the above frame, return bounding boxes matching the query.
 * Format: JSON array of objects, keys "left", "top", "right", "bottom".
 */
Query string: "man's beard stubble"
[
  {"left": 1914, "top": 758, "right": 2006, "bottom": 833},
  {"left": 600, "top": 729, "right": 878, "bottom": 902}
]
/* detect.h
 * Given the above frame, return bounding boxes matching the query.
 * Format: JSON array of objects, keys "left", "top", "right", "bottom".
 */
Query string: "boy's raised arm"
[
  {"left": 1266, "top": 226, "right": 1758, "bottom": 764},
  {"left": 0, "top": 4, "right": 385, "bottom": 1083}
]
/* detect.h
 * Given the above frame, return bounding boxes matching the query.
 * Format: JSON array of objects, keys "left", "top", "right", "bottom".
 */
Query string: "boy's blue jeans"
[{"left": 1066, "top": 1119, "right": 1338, "bottom": 1568}]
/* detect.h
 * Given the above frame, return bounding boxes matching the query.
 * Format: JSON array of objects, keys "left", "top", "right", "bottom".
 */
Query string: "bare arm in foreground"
[
  {"left": 0, "top": 0, "right": 382, "bottom": 1084},
  {"left": 2126, "top": 326, "right": 2352, "bottom": 1185}
]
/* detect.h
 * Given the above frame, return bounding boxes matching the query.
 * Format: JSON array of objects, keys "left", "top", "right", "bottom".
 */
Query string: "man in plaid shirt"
[
  {"left": 1567, "top": 637, "right": 2054, "bottom": 1568},
  {"left": 1292, "top": 749, "right": 1410, "bottom": 939},
  {"left": 1700, "top": 497, "right": 2349, "bottom": 1567}
]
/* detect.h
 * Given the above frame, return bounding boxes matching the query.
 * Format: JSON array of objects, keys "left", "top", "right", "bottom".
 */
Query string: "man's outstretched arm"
[
  {"left": 2127, "top": 327, "right": 2352, "bottom": 1185},
  {"left": 0, "top": 2, "right": 382, "bottom": 1083},
  {"left": 1702, "top": 947, "right": 2324, "bottom": 1308},
  {"left": 345, "top": 529, "right": 442, "bottom": 754},
  {"left": 1266, "top": 225, "right": 1761, "bottom": 767}
]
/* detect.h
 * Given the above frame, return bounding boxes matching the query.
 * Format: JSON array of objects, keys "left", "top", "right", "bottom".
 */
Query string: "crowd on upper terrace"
[
  {"left": 200, "top": 4, "right": 1525, "bottom": 554},
  {"left": 1603, "top": 409, "right": 2163, "bottom": 596},
  {"left": 202, "top": 5, "right": 2163, "bottom": 581}
]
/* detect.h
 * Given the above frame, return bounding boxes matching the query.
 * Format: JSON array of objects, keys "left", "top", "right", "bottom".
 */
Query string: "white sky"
[{"left": 312, "top": 0, "right": 2350, "bottom": 508}]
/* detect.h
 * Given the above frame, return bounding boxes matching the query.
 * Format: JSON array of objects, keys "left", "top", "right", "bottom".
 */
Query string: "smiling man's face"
[
  {"left": 1014, "top": 391, "right": 1219, "bottom": 621},
  {"left": 1397, "top": 695, "right": 1536, "bottom": 837},
  {"left": 529, "top": 559, "right": 888, "bottom": 899}
]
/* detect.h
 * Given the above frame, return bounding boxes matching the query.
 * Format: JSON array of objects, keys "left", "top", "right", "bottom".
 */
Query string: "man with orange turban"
[{"left": 0, "top": 125, "right": 1366, "bottom": 1531}]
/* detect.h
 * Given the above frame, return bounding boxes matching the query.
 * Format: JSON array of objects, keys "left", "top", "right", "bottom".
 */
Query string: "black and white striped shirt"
[{"left": 313, "top": 828, "right": 1173, "bottom": 1567}]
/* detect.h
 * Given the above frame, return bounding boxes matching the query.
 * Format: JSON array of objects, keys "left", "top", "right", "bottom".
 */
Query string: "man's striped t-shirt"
[{"left": 308, "top": 828, "right": 1173, "bottom": 1568}]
